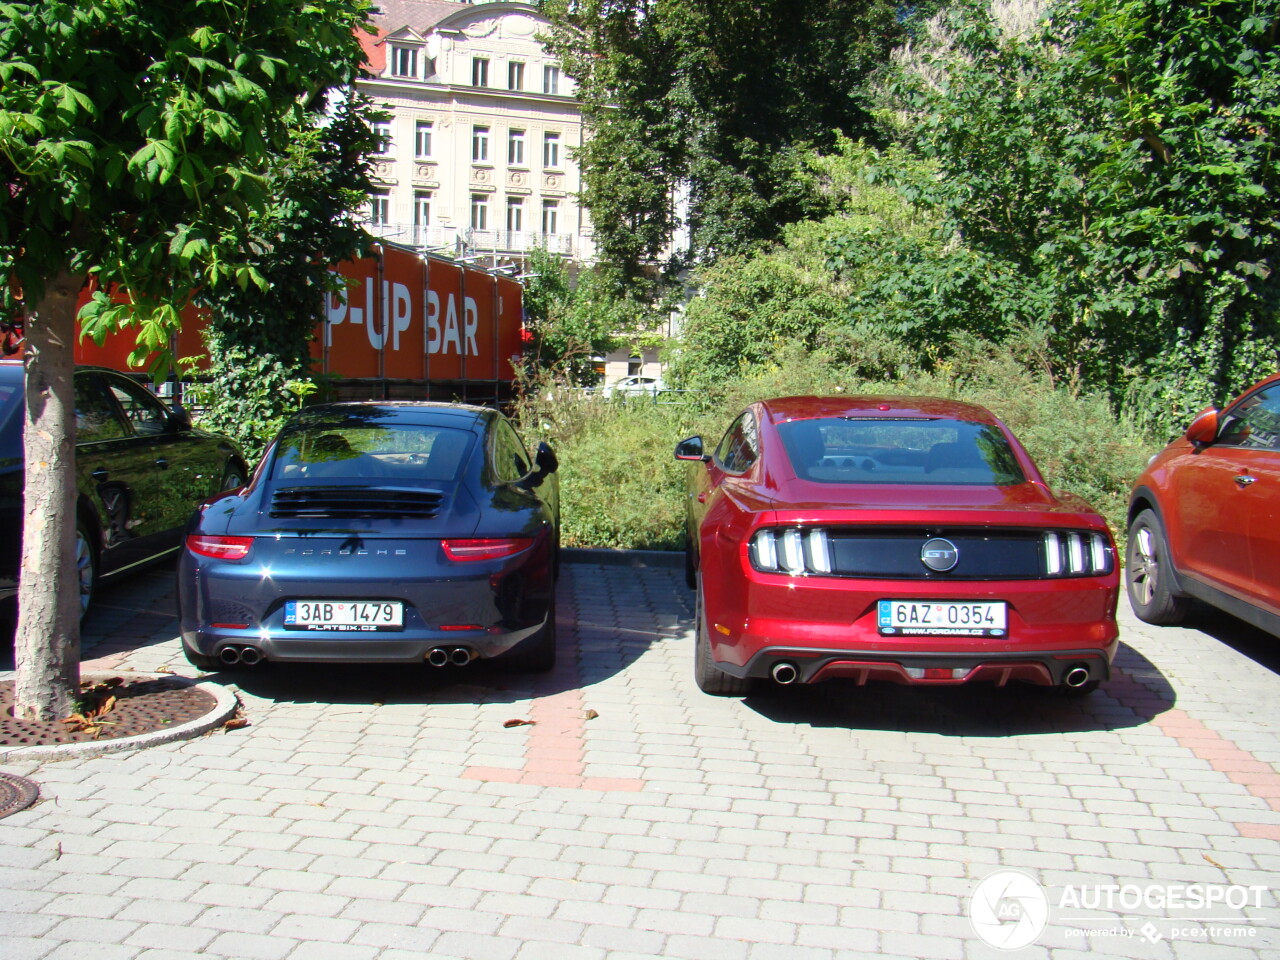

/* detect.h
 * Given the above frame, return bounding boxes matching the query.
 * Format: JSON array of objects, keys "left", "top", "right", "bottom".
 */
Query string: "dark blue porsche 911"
[{"left": 177, "top": 402, "right": 560, "bottom": 673}]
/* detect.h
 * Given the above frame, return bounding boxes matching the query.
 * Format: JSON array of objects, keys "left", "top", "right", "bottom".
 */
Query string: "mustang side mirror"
[
  {"left": 1184, "top": 408, "right": 1219, "bottom": 448},
  {"left": 674, "top": 436, "right": 708, "bottom": 462}
]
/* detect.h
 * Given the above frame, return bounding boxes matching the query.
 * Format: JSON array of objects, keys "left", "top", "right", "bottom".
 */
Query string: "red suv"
[
  {"left": 1126, "top": 372, "right": 1280, "bottom": 635},
  {"left": 676, "top": 396, "right": 1120, "bottom": 697}
]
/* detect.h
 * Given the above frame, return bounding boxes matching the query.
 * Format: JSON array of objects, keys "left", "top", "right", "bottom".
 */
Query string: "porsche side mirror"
[
  {"left": 1184, "top": 407, "right": 1219, "bottom": 447},
  {"left": 525, "top": 441, "right": 558, "bottom": 487},
  {"left": 674, "top": 436, "right": 708, "bottom": 462},
  {"left": 535, "top": 441, "right": 558, "bottom": 475}
]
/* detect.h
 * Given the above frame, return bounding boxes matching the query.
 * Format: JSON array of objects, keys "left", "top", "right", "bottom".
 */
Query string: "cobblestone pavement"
[{"left": 2, "top": 556, "right": 1278, "bottom": 960}]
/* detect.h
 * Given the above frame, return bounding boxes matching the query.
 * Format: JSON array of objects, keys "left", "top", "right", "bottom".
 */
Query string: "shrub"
[{"left": 518, "top": 340, "right": 1162, "bottom": 552}]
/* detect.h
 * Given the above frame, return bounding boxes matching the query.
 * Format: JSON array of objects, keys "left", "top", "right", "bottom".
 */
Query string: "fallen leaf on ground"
[
  {"left": 583, "top": 709, "right": 599, "bottom": 721},
  {"left": 503, "top": 718, "right": 535, "bottom": 728}
]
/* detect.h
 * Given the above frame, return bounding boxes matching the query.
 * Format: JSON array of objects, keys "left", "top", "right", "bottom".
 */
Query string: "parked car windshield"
[
  {"left": 0, "top": 365, "right": 24, "bottom": 462},
  {"left": 271, "top": 423, "right": 472, "bottom": 482},
  {"left": 777, "top": 417, "right": 1026, "bottom": 486}
]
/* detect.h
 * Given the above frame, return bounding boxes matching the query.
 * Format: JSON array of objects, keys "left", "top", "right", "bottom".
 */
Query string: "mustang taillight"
[
  {"left": 186, "top": 535, "right": 254, "bottom": 561},
  {"left": 442, "top": 538, "right": 533, "bottom": 561},
  {"left": 1043, "top": 531, "right": 1113, "bottom": 576},
  {"left": 750, "top": 527, "right": 831, "bottom": 575}
]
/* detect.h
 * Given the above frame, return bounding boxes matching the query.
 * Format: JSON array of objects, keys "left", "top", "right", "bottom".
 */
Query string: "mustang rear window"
[
  {"left": 778, "top": 417, "right": 1025, "bottom": 486},
  {"left": 272, "top": 424, "right": 472, "bottom": 482}
]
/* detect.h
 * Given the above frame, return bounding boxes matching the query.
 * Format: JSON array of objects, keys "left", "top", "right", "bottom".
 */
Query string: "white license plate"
[
  {"left": 877, "top": 600, "right": 1006, "bottom": 637},
  {"left": 284, "top": 600, "right": 404, "bottom": 631}
]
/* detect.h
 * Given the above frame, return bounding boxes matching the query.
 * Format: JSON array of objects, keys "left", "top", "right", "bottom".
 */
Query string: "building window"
[
  {"left": 471, "top": 194, "right": 489, "bottom": 231},
  {"left": 472, "top": 57, "right": 489, "bottom": 87},
  {"left": 390, "top": 45, "right": 418, "bottom": 78},
  {"left": 543, "top": 132, "right": 560, "bottom": 169},
  {"left": 472, "top": 126, "right": 489, "bottom": 162},
  {"left": 369, "top": 191, "right": 390, "bottom": 226},
  {"left": 508, "top": 129, "right": 525, "bottom": 166},
  {"left": 414, "top": 191, "right": 432, "bottom": 228},
  {"left": 507, "top": 198, "right": 524, "bottom": 233},
  {"left": 508, "top": 61, "right": 525, "bottom": 91},
  {"left": 414, "top": 121, "right": 433, "bottom": 158},
  {"left": 543, "top": 64, "right": 560, "bottom": 95},
  {"left": 541, "top": 200, "right": 559, "bottom": 236},
  {"left": 371, "top": 120, "right": 392, "bottom": 155}
]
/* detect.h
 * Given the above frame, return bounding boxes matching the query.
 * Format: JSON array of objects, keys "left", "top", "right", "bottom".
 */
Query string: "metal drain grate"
[{"left": 0, "top": 772, "right": 39, "bottom": 818}]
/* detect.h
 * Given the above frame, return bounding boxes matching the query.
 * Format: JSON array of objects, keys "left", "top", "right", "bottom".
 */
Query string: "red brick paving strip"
[{"left": 1110, "top": 668, "right": 1280, "bottom": 838}]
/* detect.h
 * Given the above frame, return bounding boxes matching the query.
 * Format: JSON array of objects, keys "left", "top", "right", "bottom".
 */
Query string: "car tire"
[
  {"left": 499, "top": 595, "right": 557, "bottom": 672},
  {"left": 183, "top": 644, "right": 220, "bottom": 672},
  {"left": 75, "top": 521, "right": 97, "bottom": 620},
  {"left": 1126, "top": 509, "right": 1189, "bottom": 625},
  {"left": 693, "top": 577, "right": 751, "bottom": 696}
]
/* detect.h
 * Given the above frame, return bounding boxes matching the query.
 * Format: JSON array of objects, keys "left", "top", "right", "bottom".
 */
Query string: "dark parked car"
[
  {"left": 0, "top": 361, "right": 248, "bottom": 620},
  {"left": 1127, "top": 372, "right": 1280, "bottom": 636},
  {"left": 676, "top": 396, "right": 1119, "bottom": 697},
  {"left": 178, "top": 402, "right": 560, "bottom": 672}
]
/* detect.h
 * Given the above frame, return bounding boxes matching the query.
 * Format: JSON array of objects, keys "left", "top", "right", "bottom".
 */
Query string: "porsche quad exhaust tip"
[
  {"left": 427, "top": 646, "right": 475, "bottom": 667},
  {"left": 218, "top": 644, "right": 262, "bottom": 666}
]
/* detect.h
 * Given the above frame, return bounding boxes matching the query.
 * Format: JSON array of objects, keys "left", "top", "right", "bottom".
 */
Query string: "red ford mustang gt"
[{"left": 675, "top": 396, "right": 1119, "bottom": 696}]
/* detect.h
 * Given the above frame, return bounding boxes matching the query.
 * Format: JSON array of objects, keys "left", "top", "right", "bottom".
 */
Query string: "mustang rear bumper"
[{"left": 721, "top": 645, "right": 1115, "bottom": 687}]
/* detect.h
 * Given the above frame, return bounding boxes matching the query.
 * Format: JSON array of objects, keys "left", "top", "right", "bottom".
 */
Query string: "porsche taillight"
[
  {"left": 442, "top": 538, "right": 533, "bottom": 561},
  {"left": 186, "top": 535, "right": 254, "bottom": 561}
]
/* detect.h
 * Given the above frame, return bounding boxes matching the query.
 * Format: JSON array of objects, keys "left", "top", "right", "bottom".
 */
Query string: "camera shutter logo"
[{"left": 970, "top": 870, "right": 1049, "bottom": 950}]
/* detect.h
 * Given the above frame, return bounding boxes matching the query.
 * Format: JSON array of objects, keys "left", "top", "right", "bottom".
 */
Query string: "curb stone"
[
  {"left": 562, "top": 547, "right": 683, "bottom": 569},
  {"left": 0, "top": 672, "right": 240, "bottom": 763}
]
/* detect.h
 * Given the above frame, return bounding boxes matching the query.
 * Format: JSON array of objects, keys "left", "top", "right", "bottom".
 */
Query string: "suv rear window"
[{"left": 777, "top": 417, "right": 1025, "bottom": 486}]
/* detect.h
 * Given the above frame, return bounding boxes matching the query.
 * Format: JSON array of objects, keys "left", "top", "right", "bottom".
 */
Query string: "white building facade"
[{"left": 357, "top": 0, "right": 595, "bottom": 266}]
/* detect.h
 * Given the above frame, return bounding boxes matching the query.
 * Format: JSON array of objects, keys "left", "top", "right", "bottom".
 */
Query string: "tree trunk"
[{"left": 13, "top": 271, "right": 85, "bottom": 721}]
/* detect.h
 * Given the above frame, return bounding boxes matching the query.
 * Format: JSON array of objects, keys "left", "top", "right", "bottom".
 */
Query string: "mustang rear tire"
[
  {"left": 1126, "top": 509, "right": 1189, "bottom": 625},
  {"left": 693, "top": 578, "right": 751, "bottom": 696}
]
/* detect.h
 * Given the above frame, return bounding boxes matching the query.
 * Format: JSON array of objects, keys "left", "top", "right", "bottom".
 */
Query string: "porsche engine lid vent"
[{"left": 270, "top": 487, "right": 444, "bottom": 520}]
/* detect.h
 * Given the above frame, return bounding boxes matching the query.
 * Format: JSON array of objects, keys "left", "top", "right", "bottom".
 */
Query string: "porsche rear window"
[
  {"left": 272, "top": 424, "right": 472, "bottom": 482},
  {"left": 777, "top": 417, "right": 1025, "bottom": 486}
]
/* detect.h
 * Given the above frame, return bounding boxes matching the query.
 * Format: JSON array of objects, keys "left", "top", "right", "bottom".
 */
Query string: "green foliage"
[
  {"left": 540, "top": 0, "right": 919, "bottom": 275},
  {"left": 879, "top": 0, "right": 1280, "bottom": 423},
  {"left": 519, "top": 342, "right": 1159, "bottom": 551},
  {"left": 514, "top": 387, "right": 698, "bottom": 550},
  {"left": 191, "top": 98, "right": 378, "bottom": 459},
  {"left": 518, "top": 247, "right": 664, "bottom": 386},
  {"left": 182, "top": 351, "right": 318, "bottom": 461},
  {"left": 0, "top": 0, "right": 374, "bottom": 361}
]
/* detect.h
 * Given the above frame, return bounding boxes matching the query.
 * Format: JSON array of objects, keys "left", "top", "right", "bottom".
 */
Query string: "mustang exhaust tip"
[
  {"left": 1064, "top": 665, "right": 1091, "bottom": 687},
  {"left": 771, "top": 662, "right": 799, "bottom": 685},
  {"left": 219, "top": 646, "right": 241, "bottom": 666},
  {"left": 449, "top": 646, "right": 474, "bottom": 666},
  {"left": 426, "top": 647, "right": 451, "bottom": 667}
]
